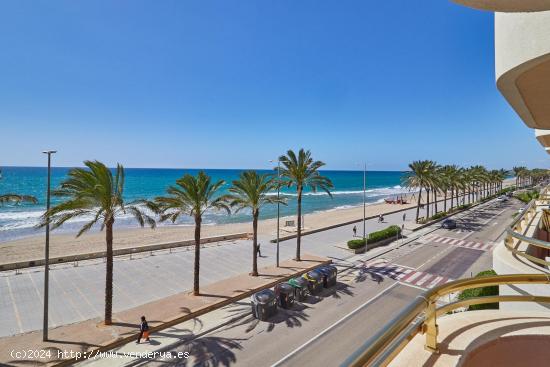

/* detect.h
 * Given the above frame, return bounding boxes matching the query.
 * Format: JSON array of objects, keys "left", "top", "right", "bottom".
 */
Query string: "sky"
[{"left": 0, "top": 0, "right": 546, "bottom": 171}]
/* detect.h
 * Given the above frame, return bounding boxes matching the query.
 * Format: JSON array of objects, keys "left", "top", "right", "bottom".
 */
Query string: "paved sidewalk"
[{"left": 0, "top": 254, "right": 328, "bottom": 367}]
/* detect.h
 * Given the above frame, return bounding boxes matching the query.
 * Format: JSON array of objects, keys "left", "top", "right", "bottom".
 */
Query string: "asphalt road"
[{"left": 128, "top": 197, "right": 522, "bottom": 367}]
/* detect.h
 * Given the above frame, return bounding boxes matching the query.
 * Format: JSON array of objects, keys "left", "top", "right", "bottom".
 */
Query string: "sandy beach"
[
  {"left": 0, "top": 199, "right": 417, "bottom": 264},
  {"left": 0, "top": 180, "right": 514, "bottom": 264}
]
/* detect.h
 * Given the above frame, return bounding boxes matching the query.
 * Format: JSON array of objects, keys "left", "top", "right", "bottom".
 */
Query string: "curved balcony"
[
  {"left": 535, "top": 129, "right": 550, "bottom": 147},
  {"left": 502, "top": 187, "right": 550, "bottom": 269},
  {"left": 495, "top": 11, "right": 550, "bottom": 129},
  {"left": 343, "top": 274, "right": 550, "bottom": 367},
  {"left": 452, "top": 1, "right": 550, "bottom": 12}
]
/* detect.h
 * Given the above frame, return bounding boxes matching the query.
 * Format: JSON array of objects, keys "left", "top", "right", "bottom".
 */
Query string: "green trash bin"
[{"left": 288, "top": 277, "right": 309, "bottom": 301}]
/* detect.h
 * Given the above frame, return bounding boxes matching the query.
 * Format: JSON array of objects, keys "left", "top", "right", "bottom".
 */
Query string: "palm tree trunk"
[
  {"left": 415, "top": 189, "right": 422, "bottom": 222},
  {"left": 296, "top": 186, "right": 303, "bottom": 261},
  {"left": 252, "top": 211, "right": 259, "bottom": 276},
  {"left": 433, "top": 189, "right": 438, "bottom": 214},
  {"left": 104, "top": 218, "right": 114, "bottom": 325},
  {"left": 426, "top": 189, "right": 430, "bottom": 219},
  {"left": 444, "top": 191, "right": 447, "bottom": 212},
  {"left": 193, "top": 215, "right": 202, "bottom": 296}
]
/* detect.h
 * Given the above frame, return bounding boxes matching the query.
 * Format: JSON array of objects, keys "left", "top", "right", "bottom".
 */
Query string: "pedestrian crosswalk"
[
  {"left": 360, "top": 260, "right": 452, "bottom": 289},
  {"left": 423, "top": 234, "right": 495, "bottom": 251}
]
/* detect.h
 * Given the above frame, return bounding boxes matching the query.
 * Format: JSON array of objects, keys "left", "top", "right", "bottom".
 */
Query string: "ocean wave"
[
  {"left": 266, "top": 185, "right": 411, "bottom": 197},
  {"left": 0, "top": 205, "right": 238, "bottom": 232},
  {"left": 0, "top": 184, "right": 415, "bottom": 235}
]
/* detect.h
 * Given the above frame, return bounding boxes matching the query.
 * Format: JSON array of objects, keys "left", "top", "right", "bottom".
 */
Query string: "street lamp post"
[
  {"left": 42, "top": 150, "right": 56, "bottom": 341},
  {"left": 270, "top": 159, "right": 281, "bottom": 267},
  {"left": 363, "top": 163, "right": 367, "bottom": 241}
]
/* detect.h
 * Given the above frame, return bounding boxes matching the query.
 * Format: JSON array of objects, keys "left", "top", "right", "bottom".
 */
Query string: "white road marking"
[
  {"left": 403, "top": 272, "right": 423, "bottom": 283},
  {"left": 270, "top": 282, "right": 400, "bottom": 367},
  {"left": 415, "top": 274, "right": 434, "bottom": 287},
  {"left": 397, "top": 282, "right": 427, "bottom": 291},
  {"left": 426, "top": 276, "right": 444, "bottom": 289},
  {"left": 396, "top": 269, "right": 413, "bottom": 280}
]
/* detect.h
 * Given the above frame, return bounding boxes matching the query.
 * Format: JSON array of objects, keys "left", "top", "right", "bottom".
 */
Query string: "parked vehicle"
[
  {"left": 441, "top": 219, "right": 457, "bottom": 229},
  {"left": 518, "top": 208, "right": 525, "bottom": 215}
]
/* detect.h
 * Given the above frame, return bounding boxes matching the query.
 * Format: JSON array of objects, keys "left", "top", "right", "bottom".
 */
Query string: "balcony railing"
[
  {"left": 504, "top": 186, "right": 550, "bottom": 267},
  {"left": 343, "top": 274, "right": 550, "bottom": 367}
]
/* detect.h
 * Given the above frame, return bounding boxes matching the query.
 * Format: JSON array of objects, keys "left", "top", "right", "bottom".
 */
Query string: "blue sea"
[{"left": 0, "top": 167, "right": 410, "bottom": 242}]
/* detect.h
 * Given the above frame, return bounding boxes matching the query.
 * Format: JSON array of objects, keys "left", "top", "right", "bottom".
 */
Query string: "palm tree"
[
  {"left": 227, "top": 171, "right": 285, "bottom": 276},
  {"left": 469, "top": 166, "right": 487, "bottom": 202},
  {"left": 150, "top": 171, "right": 230, "bottom": 295},
  {"left": 403, "top": 160, "right": 436, "bottom": 222},
  {"left": 0, "top": 194, "right": 38, "bottom": 205},
  {"left": 39, "top": 161, "right": 156, "bottom": 325},
  {"left": 454, "top": 167, "right": 467, "bottom": 207},
  {"left": 279, "top": 149, "right": 333, "bottom": 261},
  {"left": 513, "top": 166, "right": 527, "bottom": 189},
  {"left": 429, "top": 163, "right": 441, "bottom": 215},
  {"left": 497, "top": 169, "right": 508, "bottom": 192},
  {"left": 440, "top": 165, "right": 458, "bottom": 212}
]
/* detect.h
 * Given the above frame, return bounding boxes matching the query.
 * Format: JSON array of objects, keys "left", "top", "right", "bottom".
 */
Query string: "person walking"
[
  {"left": 402, "top": 213, "right": 406, "bottom": 222},
  {"left": 353, "top": 225, "right": 357, "bottom": 237},
  {"left": 137, "top": 316, "right": 150, "bottom": 344},
  {"left": 257, "top": 243, "right": 262, "bottom": 257}
]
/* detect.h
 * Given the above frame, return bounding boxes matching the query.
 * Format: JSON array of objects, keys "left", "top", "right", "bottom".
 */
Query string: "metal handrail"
[
  {"left": 342, "top": 274, "right": 550, "bottom": 367},
  {"left": 504, "top": 188, "right": 550, "bottom": 267}
]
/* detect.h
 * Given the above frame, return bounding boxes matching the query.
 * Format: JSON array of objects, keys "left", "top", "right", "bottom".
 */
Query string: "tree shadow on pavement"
[
  {"left": 353, "top": 262, "right": 410, "bottom": 284},
  {"left": 216, "top": 301, "right": 311, "bottom": 335},
  {"left": 126, "top": 336, "right": 245, "bottom": 367},
  {"left": 323, "top": 282, "right": 354, "bottom": 299}
]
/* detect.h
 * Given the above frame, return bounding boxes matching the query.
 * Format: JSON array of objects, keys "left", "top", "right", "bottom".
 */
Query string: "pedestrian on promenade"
[
  {"left": 353, "top": 225, "right": 357, "bottom": 237},
  {"left": 402, "top": 213, "right": 406, "bottom": 222},
  {"left": 257, "top": 243, "right": 262, "bottom": 257},
  {"left": 137, "top": 316, "right": 150, "bottom": 344}
]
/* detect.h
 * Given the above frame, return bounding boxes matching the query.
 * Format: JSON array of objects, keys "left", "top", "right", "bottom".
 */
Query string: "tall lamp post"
[
  {"left": 42, "top": 150, "right": 56, "bottom": 341},
  {"left": 270, "top": 159, "right": 281, "bottom": 267},
  {"left": 363, "top": 163, "right": 367, "bottom": 241}
]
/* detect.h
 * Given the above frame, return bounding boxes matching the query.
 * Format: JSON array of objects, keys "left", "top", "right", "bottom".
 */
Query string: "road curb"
[
  {"left": 52, "top": 258, "right": 331, "bottom": 366},
  {"left": 270, "top": 195, "right": 478, "bottom": 243},
  {"left": 0, "top": 233, "right": 251, "bottom": 272}
]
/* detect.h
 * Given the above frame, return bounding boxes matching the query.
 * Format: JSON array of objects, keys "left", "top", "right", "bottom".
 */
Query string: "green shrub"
[
  {"left": 498, "top": 187, "right": 514, "bottom": 195},
  {"left": 430, "top": 212, "right": 447, "bottom": 220},
  {"left": 347, "top": 238, "right": 366, "bottom": 249},
  {"left": 456, "top": 204, "right": 471, "bottom": 211},
  {"left": 458, "top": 270, "right": 498, "bottom": 311},
  {"left": 367, "top": 225, "right": 401, "bottom": 244},
  {"left": 514, "top": 190, "right": 539, "bottom": 203}
]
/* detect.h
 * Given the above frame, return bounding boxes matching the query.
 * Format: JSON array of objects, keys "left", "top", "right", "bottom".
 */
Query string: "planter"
[
  {"left": 344, "top": 236, "right": 399, "bottom": 254},
  {"left": 351, "top": 245, "right": 366, "bottom": 254},
  {"left": 367, "top": 236, "right": 399, "bottom": 251}
]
